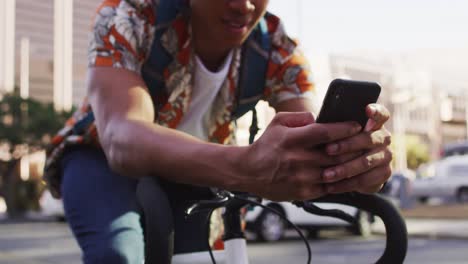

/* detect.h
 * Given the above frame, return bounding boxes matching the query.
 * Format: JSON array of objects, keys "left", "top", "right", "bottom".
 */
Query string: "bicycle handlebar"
[
  {"left": 306, "top": 192, "right": 408, "bottom": 264},
  {"left": 187, "top": 192, "right": 408, "bottom": 264},
  {"left": 139, "top": 177, "right": 407, "bottom": 264}
]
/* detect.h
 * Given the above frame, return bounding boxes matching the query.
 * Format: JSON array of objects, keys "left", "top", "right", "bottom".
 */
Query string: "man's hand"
[
  {"left": 321, "top": 104, "right": 393, "bottom": 194},
  {"left": 243, "top": 112, "right": 363, "bottom": 201}
]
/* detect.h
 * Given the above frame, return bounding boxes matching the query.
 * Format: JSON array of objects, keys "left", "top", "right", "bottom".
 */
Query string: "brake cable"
[
  {"left": 232, "top": 195, "right": 312, "bottom": 264},
  {"left": 205, "top": 208, "right": 218, "bottom": 264}
]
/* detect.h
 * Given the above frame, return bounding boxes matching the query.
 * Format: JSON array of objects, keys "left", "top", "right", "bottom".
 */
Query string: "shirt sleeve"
[
  {"left": 263, "top": 14, "right": 316, "bottom": 109},
  {"left": 88, "top": 0, "right": 156, "bottom": 73}
]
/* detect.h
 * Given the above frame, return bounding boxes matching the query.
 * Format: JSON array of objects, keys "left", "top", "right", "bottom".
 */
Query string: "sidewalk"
[
  {"left": 373, "top": 218, "right": 468, "bottom": 240},
  {"left": 401, "top": 203, "right": 468, "bottom": 220},
  {"left": 373, "top": 202, "right": 468, "bottom": 239},
  {"left": 0, "top": 211, "right": 61, "bottom": 224}
]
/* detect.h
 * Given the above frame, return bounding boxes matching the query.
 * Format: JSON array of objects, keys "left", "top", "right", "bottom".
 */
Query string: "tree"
[
  {"left": 0, "top": 91, "right": 74, "bottom": 216},
  {"left": 405, "top": 135, "right": 430, "bottom": 170},
  {"left": 0, "top": 93, "right": 72, "bottom": 148},
  {"left": 391, "top": 134, "right": 430, "bottom": 171}
]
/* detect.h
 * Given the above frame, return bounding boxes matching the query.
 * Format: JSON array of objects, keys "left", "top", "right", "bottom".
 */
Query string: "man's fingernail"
[
  {"left": 369, "top": 105, "right": 377, "bottom": 116},
  {"left": 327, "top": 144, "right": 339, "bottom": 154},
  {"left": 354, "top": 124, "right": 362, "bottom": 133},
  {"left": 364, "top": 119, "right": 376, "bottom": 132},
  {"left": 324, "top": 170, "right": 336, "bottom": 181}
]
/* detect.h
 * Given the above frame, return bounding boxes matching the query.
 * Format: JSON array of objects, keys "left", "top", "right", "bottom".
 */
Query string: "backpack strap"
[
  {"left": 233, "top": 16, "right": 272, "bottom": 144},
  {"left": 232, "top": 16, "right": 271, "bottom": 120},
  {"left": 141, "top": 0, "right": 187, "bottom": 113}
]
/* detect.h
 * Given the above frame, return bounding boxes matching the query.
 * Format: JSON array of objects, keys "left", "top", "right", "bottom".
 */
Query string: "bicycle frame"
[
  {"left": 172, "top": 251, "right": 226, "bottom": 264},
  {"left": 172, "top": 239, "right": 248, "bottom": 264},
  {"left": 173, "top": 194, "right": 251, "bottom": 264},
  {"left": 172, "top": 206, "right": 250, "bottom": 264}
]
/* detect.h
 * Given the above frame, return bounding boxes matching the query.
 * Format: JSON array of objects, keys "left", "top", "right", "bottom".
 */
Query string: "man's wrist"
[{"left": 219, "top": 145, "right": 251, "bottom": 191}]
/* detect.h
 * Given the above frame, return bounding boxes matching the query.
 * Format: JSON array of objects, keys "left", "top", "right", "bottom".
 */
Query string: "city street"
[{"left": 0, "top": 221, "right": 467, "bottom": 264}]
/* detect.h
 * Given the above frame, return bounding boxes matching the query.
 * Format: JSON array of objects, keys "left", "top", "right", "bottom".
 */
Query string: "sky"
[
  {"left": 267, "top": 0, "right": 468, "bottom": 92},
  {"left": 268, "top": 0, "right": 468, "bottom": 54}
]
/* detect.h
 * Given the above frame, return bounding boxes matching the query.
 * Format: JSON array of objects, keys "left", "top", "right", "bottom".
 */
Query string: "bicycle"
[{"left": 138, "top": 179, "right": 408, "bottom": 264}]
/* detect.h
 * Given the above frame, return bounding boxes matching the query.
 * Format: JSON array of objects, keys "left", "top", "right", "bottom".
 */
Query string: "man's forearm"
[{"left": 102, "top": 118, "right": 249, "bottom": 190}]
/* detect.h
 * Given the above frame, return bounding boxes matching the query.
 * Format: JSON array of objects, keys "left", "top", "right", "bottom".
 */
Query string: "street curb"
[
  {"left": 372, "top": 218, "right": 468, "bottom": 240},
  {"left": 373, "top": 229, "right": 468, "bottom": 240}
]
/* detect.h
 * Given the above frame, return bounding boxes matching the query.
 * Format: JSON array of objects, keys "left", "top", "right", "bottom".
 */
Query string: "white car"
[
  {"left": 412, "top": 155, "right": 468, "bottom": 203},
  {"left": 245, "top": 201, "right": 372, "bottom": 242}
]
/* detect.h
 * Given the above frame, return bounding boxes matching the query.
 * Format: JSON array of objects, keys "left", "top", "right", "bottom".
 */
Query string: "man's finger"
[
  {"left": 322, "top": 147, "right": 392, "bottom": 183},
  {"left": 325, "top": 128, "right": 392, "bottom": 155},
  {"left": 273, "top": 111, "right": 315, "bottom": 128},
  {"left": 286, "top": 122, "right": 362, "bottom": 148},
  {"left": 324, "top": 165, "right": 392, "bottom": 194},
  {"left": 364, "top": 104, "right": 390, "bottom": 132}
]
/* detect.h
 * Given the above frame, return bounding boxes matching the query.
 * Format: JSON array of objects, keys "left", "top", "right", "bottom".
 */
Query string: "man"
[{"left": 45, "top": 0, "right": 392, "bottom": 263}]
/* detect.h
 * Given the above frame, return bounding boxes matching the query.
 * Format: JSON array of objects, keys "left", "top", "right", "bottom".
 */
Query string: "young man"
[{"left": 45, "top": 0, "right": 392, "bottom": 263}]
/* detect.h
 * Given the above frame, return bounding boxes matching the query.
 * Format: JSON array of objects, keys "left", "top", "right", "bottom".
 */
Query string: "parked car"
[
  {"left": 39, "top": 189, "right": 65, "bottom": 221},
  {"left": 412, "top": 155, "right": 468, "bottom": 203},
  {"left": 380, "top": 169, "right": 415, "bottom": 209},
  {"left": 441, "top": 141, "right": 468, "bottom": 158},
  {"left": 245, "top": 201, "right": 372, "bottom": 242}
]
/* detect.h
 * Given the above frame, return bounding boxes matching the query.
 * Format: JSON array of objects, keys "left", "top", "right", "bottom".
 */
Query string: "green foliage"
[
  {"left": 391, "top": 134, "right": 430, "bottom": 170},
  {"left": 0, "top": 91, "right": 73, "bottom": 216},
  {"left": 406, "top": 135, "right": 430, "bottom": 169},
  {"left": 0, "top": 92, "right": 74, "bottom": 148}
]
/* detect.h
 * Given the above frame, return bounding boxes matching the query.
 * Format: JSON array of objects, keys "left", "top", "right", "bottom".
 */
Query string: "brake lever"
[
  {"left": 185, "top": 196, "right": 230, "bottom": 216},
  {"left": 293, "top": 200, "right": 357, "bottom": 225}
]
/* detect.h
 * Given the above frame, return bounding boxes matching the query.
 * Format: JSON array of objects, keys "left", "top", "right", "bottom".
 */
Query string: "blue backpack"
[{"left": 140, "top": 0, "right": 272, "bottom": 144}]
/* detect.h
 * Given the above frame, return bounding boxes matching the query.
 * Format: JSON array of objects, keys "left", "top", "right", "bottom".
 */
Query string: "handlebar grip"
[{"left": 311, "top": 193, "right": 407, "bottom": 264}]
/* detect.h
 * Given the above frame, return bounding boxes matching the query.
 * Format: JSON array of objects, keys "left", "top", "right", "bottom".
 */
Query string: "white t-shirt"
[{"left": 176, "top": 51, "right": 234, "bottom": 140}]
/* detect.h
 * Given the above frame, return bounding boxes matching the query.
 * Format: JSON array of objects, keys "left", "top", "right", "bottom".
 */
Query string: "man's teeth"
[{"left": 230, "top": 22, "right": 244, "bottom": 28}]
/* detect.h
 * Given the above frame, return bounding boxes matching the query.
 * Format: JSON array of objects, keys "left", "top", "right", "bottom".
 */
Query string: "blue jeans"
[{"left": 61, "top": 147, "right": 212, "bottom": 264}]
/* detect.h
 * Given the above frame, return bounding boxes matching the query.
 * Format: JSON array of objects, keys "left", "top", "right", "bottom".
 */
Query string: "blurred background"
[{"left": 0, "top": 0, "right": 468, "bottom": 263}]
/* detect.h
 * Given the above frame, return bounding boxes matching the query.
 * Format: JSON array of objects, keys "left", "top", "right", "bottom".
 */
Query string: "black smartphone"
[{"left": 316, "top": 79, "right": 381, "bottom": 129}]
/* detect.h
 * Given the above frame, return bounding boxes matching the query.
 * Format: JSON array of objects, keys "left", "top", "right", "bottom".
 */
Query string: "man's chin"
[{"left": 225, "top": 37, "right": 250, "bottom": 48}]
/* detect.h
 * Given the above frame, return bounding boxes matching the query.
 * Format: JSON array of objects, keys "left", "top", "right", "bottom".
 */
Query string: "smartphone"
[{"left": 316, "top": 79, "right": 381, "bottom": 129}]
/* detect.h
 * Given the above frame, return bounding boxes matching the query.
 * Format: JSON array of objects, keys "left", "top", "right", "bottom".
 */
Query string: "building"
[
  {"left": 328, "top": 49, "right": 468, "bottom": 168},
  {"left": 0, "top": 0, "right": 99, "bottom": 108}
]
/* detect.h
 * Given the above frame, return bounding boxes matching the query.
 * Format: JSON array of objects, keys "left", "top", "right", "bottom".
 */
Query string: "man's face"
[{"left": 190, "top": 0, "right": 269, "bottom": 49}]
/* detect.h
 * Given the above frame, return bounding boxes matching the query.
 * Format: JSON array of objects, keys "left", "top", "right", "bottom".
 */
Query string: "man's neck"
[
  {"left": 191, "top": 20, "right": 231, "bottom": 72},
  {"left": 193, "top": 40, "right": 231, "bottom": 72}
]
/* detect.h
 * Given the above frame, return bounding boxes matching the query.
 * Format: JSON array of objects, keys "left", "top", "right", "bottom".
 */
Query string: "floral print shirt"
[{"left": 44, "top": 0, "right": 315, "bottom": 197}]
